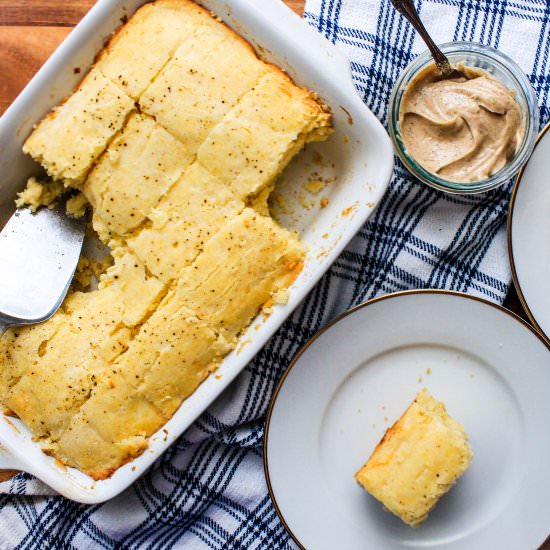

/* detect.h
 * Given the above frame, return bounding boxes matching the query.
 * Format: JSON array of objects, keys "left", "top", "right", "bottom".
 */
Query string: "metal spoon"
[
  {"left": 390, "top": 0, "right": 464, "bottom": 79},
  {"left": 0, "top": 203, "right": 85, "bottom": 335}
]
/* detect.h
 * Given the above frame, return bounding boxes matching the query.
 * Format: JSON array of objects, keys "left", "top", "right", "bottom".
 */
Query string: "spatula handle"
[{"left": 390, "top": 0, "right": 453, "bottom": 76}]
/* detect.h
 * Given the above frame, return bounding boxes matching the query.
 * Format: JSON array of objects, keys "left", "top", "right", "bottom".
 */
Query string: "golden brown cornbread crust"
[
  {"left": 4, "top": 0, "right": 332, "bottom": 479},
  {"left": 355, "top": 390, "right": 473, "bottom": 527}
]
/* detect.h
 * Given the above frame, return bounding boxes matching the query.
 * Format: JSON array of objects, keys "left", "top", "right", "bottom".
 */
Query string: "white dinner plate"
[
  {"left": 509, "top": 122, "right": 550, "bottom": 344},
  {"left": 264, "top": 290, "right": 550, "bottom": 550}
]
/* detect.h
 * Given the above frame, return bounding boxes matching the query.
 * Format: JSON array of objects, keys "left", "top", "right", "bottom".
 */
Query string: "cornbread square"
[
  {"left": 84, "top": 113, "right": 192, "bottom": 236},
  {"left": 95, "top": 0, "right": 215, "bottom": 99},
  {"left": 1, "top": 252, "right": 165, "bottom": 441},
  {"left": 173, "top": 208, "right": 304, "bottom": 342},
  {"left": 0, "top": 311, "right": 66, "bottom": 398},
  {"left": 15, "top": 177, "right": 64, "bottom": 212},
  {"left": 92, "top": 248, "right": 166, "bottom": 326},
  {"left": 198, "top": 71, "right": 332, "bottom": 199},
  {"left": 54, "top": 372, "right": 165, "bottom": 479},
  {"left": 117, "top": 298, "right": 231, "bottom": 418},
  {"left": 355, "top": 390, "right": 473, "bottom": 527},
  {"left": 23, "top": 68, "right": 135, "bottom": 185},
  {"left": 127, "top": 162, "right": 244, "bottom": 281},
  {"left": 139, "top": 26, "right": 269, "bottom": 152}
]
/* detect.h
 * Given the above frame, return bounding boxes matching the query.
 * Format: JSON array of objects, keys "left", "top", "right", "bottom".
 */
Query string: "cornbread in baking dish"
[
  {"left": 355, "top": 390, "right": 473, "bottom": 527},
  {"left": 22, "top": 69, "right": 135, "bottom": 186},
  {"left": 2, "top": 0, "right": 332, "bottom": 479}
]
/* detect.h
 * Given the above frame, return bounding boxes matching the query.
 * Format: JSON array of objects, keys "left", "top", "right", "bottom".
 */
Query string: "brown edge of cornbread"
[
  {"left": 355, "top": 397, "right": 418, "bottom": 479},
  {"left": 42, "top": 444, "right": 145, "bottom": 480}
]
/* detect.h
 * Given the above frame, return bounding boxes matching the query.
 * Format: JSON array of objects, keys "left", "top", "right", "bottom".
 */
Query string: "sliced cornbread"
[
  {"left": 6, "top": 0, "right": 332, "bottom": 479},
  {"left": 23, "top": 69, "right": 135, "bottom": 185},
  {"left": 83, "top": 112, "right": 192, "bottom": 236},
  {"left": 126, "top": 162, "right": 244, "bottom": 282},
  {"left": 355, "top": 390, "right": 473, "bottom": 527},
  {"left": 139, "top": 25, "right": 269, "bottom": 152},
  {"left": 198, "top": 70, "right": 332, "bottom": 198},
  {"left": 172, "top": 208, "right": 304, "bottom": 343},
  {"left": 1, "top": 251, "right": 165, "bottom": 442},
  {"left": 95, "top": 0, "right": 216, "bottom": 99}
]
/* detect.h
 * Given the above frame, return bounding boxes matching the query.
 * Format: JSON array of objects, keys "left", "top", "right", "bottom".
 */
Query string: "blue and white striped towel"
[{"left": 0, "top": 0, "right": 548, "bottom": 547}]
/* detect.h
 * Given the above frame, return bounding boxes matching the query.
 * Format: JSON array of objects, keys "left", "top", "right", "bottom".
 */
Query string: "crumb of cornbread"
[
  {"left": 66, "top": 193, "right": 89, "bottom": 218},
  {"left": 303, "top": 179, "right": 325, "bottom": 194},
  {"left": 71, "top": 255, "right": 114, "bottom": 291},
  {"left": 17, "top": 178, "right": 88, "bottom": 219},
  {"left": 15, "top": 177, "right": 64, "bottom": 212},
  {"left": 72, "top": 257, "right": 94, "bottom": 290},
  {"left": 355, "top": 389, "right": 473, "bottom": 527},
  {"left": 10, "top": 0, "right": 332, "bottom": 480},
  {"left": 272, "top": 288, "right": 290, "bottom": 305}
]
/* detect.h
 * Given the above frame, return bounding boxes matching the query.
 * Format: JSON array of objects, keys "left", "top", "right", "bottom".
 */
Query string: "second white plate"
[
  {"left": 509, "top": 122, "right": 550, "bottom": 343},
  {"left": 265, "top": 290, "right": 550, "bottom": 550}
]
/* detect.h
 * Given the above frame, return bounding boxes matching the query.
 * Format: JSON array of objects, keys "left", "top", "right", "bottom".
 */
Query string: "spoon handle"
[{"left": 390, "top": 0, "right": 452, "bottom": 76}]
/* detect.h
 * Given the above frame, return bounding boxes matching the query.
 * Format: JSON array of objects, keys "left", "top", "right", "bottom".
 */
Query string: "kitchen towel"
[{"left": 0, "top": 0, "right": 548, "bottom": 547}]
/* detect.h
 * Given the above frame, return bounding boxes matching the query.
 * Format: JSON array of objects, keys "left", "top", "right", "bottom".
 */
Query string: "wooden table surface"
[
  {"left": 0, "top": 0, "right": 301, "bottom": 114},
  {"left": 0, "top": 2, "right": 544, "bottom": 545}
]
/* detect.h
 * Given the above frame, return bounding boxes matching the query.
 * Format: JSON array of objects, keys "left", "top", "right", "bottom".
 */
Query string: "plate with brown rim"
[
  {"left": 264, "top": 290, "right": 550, "bottom": 550},
  {"left": 508, "top": 122, "right": 550, "bottom": 344}
]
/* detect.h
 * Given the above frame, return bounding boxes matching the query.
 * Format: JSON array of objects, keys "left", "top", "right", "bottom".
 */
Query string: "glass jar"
[{"left": 388, "top": 42, "right": 539, "bottom": 194}]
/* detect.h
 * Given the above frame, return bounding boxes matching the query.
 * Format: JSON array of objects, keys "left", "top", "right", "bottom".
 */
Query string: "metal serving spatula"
[{"left": 0, "top": 204, "right": 85, "bottom": 336}]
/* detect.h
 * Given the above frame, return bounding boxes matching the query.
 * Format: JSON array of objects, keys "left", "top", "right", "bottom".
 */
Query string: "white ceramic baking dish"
[{"left": 0, "top": 0, "right": 393, "bottom": 502}]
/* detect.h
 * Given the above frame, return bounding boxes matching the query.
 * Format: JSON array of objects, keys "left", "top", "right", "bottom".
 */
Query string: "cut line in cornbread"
[
  {"left": 139, "top": 25, "right": 269, "bottom": 152},
  {"left": 126, "top": 161, "right": 244, "bottom": 282},
  {"left": 198, "top": 70, "right": 332, "bottom": 199},
  {"left": 173, "top": 208, "right": 304, "bottom": 343},
  {"left": 355, "top": 389, "right": 473, "bottom": 527},
  {"left": 115, "top": 298, "right": 231, "bottom": 419},
  {"left": 54, "top": 372, "right": 166, "bottom": 480},
  {"left": 23, "top": 68, "right": 135, "bottom": 185},
  {"left": 95, "top": 0, "right": 218, "bottom": 99},
  {"left": 83, "top": 112, "right": 192, "bottom": 236}
]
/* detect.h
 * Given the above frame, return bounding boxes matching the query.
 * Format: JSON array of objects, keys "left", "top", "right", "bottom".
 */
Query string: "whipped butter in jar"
[
  {"left": 399, "top": 64, "right": 523, "bottom": 183},
  {"left": 389, "top": 42, "right": 539, "bottom": 193}
]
